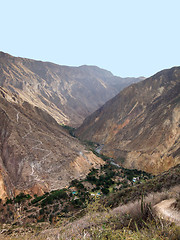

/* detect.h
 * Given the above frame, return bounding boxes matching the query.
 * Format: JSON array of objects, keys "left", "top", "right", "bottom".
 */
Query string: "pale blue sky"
[{"left": 1, "top": 0, "right": 180, "bottom": 77}]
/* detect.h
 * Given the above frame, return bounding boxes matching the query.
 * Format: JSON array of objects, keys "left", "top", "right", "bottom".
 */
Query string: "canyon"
[
  {"left": 76, "top": 67, "right": 180, "bottom": 174},
  {"left": 0, "top": 87, "right": 103, "bottom": 200},
  {"left": 0, "top": 52, "right": 142, "bottom": 127}
]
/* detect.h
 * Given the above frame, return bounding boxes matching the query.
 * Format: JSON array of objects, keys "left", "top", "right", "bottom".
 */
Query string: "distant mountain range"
[
  {"left": 76, "top": 67, "right": 180, "bottom": 174},
  {"left": 0, "top": 52, "right": 142, "bottom": 127}
]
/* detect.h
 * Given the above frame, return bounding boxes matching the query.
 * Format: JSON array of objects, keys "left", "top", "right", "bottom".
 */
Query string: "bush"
[
  {"left": 39, "top": 208, "right": 45, "bottom": 215},
  {"left": 14, "top": 193, "right": 31, "bottom": 203},
  {"left": 5, "top": 198, "right": 13, "bottom": 204},
  {"left": 71, "top": 179, "right": 85, "bottom": 189},
  {"left": 71, "top": 199, "right": 83, "bottom": 208},
  {"left": 101, "top": 187, "right": 109, "bottom": 195},
  {"left": 49, "top": 214, "right": 53, "bottom": 223}
]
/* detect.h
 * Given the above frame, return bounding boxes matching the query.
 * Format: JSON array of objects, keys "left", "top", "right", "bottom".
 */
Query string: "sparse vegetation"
[
  {"left": 0, "top": 164, "right": 179, "bottom": 239},
  {"left": 106, "top": 164, "right": 180, "bottom": 208},
  {"left": 61, "top": 124, "right": 76, "bottom": 137},
  {"left": 0, "top": 163, "right": 154, "bottom": 226},
  {"left": 57, "top": 194, "right": 180, "bottom": 240}
]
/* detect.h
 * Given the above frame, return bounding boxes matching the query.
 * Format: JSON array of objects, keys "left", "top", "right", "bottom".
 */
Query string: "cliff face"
[
  {"left": 76, "top": 67, "right": 180, "bottom": 174},
  {"left": 0, "top": 52, "right": 141, "bottom": 127},
  {"left": 0, "top": 87, "right": 104, "bottom": 200}
]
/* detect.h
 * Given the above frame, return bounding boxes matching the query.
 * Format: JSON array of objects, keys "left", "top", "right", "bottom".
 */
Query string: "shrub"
[
  {"left": 39, "top": 208, "right": 45, "bottom": 215},
  {"left": 5, "top": 198, "right": 13, "bottom": 204},
  {"left": 14, "top": 193, "right": 31, "bottom": 203},
  {"left": 101, "top": 187, "right": 109, "bottom": 195}
]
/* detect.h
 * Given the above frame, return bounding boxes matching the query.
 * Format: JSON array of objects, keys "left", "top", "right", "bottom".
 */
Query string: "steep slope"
[
  {"left": 0, "top": 52, "right": 142, "bottom": 127},
  {"left": 76, "top": 67, "right": 180, "bottom": 174},
  {"left": 0, "top": 87, "right": 104, "bottom": 200}
]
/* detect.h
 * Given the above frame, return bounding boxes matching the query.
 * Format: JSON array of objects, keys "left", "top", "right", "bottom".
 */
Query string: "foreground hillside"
[
  {"left": 0, "top": 52, "right": 142, "bottom": 126},
  {"left": 0, "top": 87, "right": 103, "bottom": 200},
  {"left": 76, "top": 67, "right": 180, "bottom": 174},
  {"left": 0, "top": 163, "right": 179, "bottom": 239}
]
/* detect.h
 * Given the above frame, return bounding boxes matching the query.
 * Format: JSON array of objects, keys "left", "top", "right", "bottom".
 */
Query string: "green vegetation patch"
[
  {"left": 41, "top": 189, "right": 68, "bottom": 207},
  {"left": 106, "top": 164, "right": 180, "bottom": 208},
  {"left": 61, "top": 125, "right": 75, "bottom": 137}
]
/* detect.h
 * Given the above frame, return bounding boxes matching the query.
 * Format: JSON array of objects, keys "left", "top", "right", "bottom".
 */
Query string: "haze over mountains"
[
  {"left": 0, "top": 51, "right": 179, "bottom": 202},
  {"left": 0, "top": 52, "right": 142, "bottom": 127},
  {"left": 76, "top": 67, "right": 180, "bottom": 174}
]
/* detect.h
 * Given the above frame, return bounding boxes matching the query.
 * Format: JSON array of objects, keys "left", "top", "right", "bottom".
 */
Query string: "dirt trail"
[
  {"left": 154, "top": 198, "right": 180, "bottom": 226},
  {"left": 16, "top": 111, "right": 52, "bottom": 181}
]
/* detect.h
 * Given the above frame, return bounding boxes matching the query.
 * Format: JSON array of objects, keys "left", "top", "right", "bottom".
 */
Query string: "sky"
[{"left": 1, "top": 0, "right": 180, "bottom": 78}]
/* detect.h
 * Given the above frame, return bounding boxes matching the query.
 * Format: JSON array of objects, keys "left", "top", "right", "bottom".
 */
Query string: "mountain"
[
  {"left": 0, "top": 87, "right": 104, "bottom": 200},
  {"left": 76, "top": 67, "right": 180, "bottom": 174},
  {"left": 0, "top": 52, "right": 142, "bottom": 127}
]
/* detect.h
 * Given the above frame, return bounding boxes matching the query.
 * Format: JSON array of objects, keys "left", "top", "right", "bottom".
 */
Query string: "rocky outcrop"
[
  {"left": 0, "top": 88, "right": 104, "bottom": 200},
  {"left": 76, "top": 67, "right": 180, "bottom": 174},
  {"left": 0, "top": 52, "right": 142, "bottom": 127}
]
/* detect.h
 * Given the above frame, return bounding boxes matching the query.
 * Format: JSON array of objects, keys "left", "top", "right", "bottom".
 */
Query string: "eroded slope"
[
  {"left": 0, "top": 51, "right": 142, "bottom": 126},
  {"left": 76, "top": 67, "right": 180, "bottom": 174},
  {"left": 0, "top": 87, "right": 103, "bottom": 200}
]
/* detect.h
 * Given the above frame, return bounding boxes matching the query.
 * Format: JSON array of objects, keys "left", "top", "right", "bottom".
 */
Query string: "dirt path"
[
  {"left": 16, "top": 111, "right": 52, "bottom": 181},
  {"left": 153, "top": 198, "right": 180, "bottom": 226}
]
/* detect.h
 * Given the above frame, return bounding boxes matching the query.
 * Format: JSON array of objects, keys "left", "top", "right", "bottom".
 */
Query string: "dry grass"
[
  {"left": 1, "top": 185, "right": 180, "bottom": 239},
  {"left": 57, "top": 185, "right": 180, "bottom": 239},
  {"left": 1, "top": 223, "right": 180, "bottom": 240}
]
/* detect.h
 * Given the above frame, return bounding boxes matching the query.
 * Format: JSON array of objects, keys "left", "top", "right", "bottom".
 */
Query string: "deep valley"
[{"left": 0, "top": 53, "right": 179, "bottom": 239}]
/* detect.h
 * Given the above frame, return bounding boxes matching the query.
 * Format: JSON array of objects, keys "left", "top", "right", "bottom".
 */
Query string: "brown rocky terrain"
[
  {"left": 0, "top": 87, "right": 104, "bottom": 201},
  {"left": 0, "top": 51, "right": 142, "bottom": 127},
  {"left": 76, "top": 67, "right": 180, "bottom": 174}
]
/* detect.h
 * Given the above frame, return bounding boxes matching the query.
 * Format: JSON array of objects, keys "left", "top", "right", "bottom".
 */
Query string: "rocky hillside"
[
  {"left": 0, "top": 87, "right": 104, "bottom": 201},
  {"left": 76, "top": 67, "right": 180, "bottom": 174},
  {"left": 0, "top": 162, "right": 179, "bottom": 239},
  {"left": 0, "top": 52, "right": 142, "bottom": 127}
]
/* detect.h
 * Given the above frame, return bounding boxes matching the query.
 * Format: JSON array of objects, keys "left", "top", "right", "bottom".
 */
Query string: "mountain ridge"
[
  {"left": 76, "top": 66, "right": 180, "bottom": 174},
  {"left": 0, "top": 51, "right": 142, "bottom": 127},
  {"left": 0, "top": 87, "right": 104, "bottom": 200}
]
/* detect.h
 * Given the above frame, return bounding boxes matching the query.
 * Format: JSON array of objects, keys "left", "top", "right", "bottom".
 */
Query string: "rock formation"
[
  {"left": 0, "top": 51, "right": 142, "bottom": 127},
  {"left": 0, "top": 87, "right": 104, "bottom": 200},
  {"left": 76, "top": 67, "right": 180, "bottom": 174}
]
